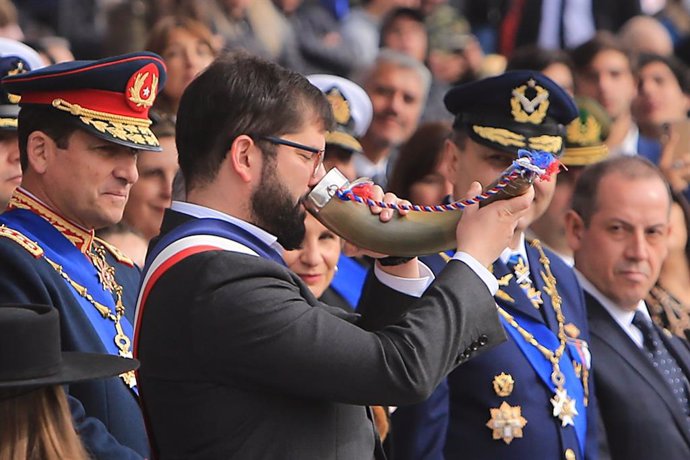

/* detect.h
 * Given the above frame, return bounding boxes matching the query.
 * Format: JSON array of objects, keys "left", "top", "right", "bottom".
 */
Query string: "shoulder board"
[
  {"left": 0, "top": 225, "right": 43, "bottom": 258},
  {"left": 95, "top": 237, "right": 135, "bottom": 267}
]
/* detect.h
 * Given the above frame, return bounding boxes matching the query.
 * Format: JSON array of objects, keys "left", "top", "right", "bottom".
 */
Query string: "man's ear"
[
  {"left": 564, "top": 210, "right": 585, "bottom": 252},
  {"left": 228, "top": 135, "right": 261, "bottom": 183},
  {"left": 25, "top": 131, "right": 53, "bottom": 175},
  {"left": 443, "top": 139, "right": 459, "bottom": 180}
]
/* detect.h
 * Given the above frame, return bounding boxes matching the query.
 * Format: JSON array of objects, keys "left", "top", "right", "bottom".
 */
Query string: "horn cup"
[{"left": 305, "top": 166, "right": 534, "bottom": 257}]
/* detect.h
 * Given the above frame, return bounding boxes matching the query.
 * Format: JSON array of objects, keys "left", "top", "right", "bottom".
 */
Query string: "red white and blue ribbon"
[{"left": 337, "top": 149, "right": 559, "bottom": 212}]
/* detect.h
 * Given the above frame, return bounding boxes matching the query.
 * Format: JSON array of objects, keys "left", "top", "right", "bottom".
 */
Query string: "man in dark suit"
[
  {"left": 385, "top": 71, "right": 599, "bottom": 460},
  {"left": 0, "top": 53, "right": 167, "bottom": 458},
  {"left": 133, "top": 51, "right": 534, "bottom": 459},
  {"left": 565, "top": 155, "right": 690, "bottom": 459}
]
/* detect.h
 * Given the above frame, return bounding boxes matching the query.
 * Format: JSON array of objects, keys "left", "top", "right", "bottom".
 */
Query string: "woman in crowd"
[
  {"left": 648, "top": 127, "right": 690, "bottom": 341},
  {"left": 647, "top": 190, "right": 690, "bottom": 342},
  {"left": 633, "top": 53, "right": 690, "bottom": 146},
  {"left": 388, "top": 121, "right": 453, "bottom": 205},
  {"left": 284, "top": 213, "right": 346, "bottom": 309},
  {"left": 121, "top": 114, "right": 179, "bottom": 243},
  {"left": 146, "top": 16, "right": 219, "bottom": 118}
]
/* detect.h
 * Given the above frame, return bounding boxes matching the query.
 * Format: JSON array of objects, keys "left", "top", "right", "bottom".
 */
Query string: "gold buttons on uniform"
[{"left": 564, "top": 448, "right": 576, "bottom": 460}]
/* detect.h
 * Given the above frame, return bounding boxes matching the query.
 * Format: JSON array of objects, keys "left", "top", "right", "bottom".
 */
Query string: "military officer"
[
  {"left": 0, "top": 39, "right": 42, "bottom": 210},
  {"left": 379, "top": 71, "right": 599, "bottom": 460},
  {"left": 0, "top": 52, "right": 167, "bottom": 459}
]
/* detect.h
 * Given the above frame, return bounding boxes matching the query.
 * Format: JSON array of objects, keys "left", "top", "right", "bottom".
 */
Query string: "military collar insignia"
[
  {"left": 511, "top": 78, "right": 550, "bottom": 125},
  {"left": 326, "top": 87, "right": 352, "bottom": 125},
  {"left": 486, "top": 401, "right": 528, "bottom": 444},
  {"left": 8, "top": 188, "right": 95, "bottom": 254},
  {"left": 126, "top": 63, "right": 159, "bottom": 112}
]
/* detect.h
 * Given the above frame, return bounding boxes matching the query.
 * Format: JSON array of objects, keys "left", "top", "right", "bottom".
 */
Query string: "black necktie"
[{"left": 633, "top": 311, "right": 690, "bottom": 424}]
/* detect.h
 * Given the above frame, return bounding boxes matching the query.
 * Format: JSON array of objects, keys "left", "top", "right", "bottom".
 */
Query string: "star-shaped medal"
[
  {"left": 551, "top": 388, "right": 578, "bottom": 427},
  {"left": 486, "top": 402, "right": 528, "bottom": 444}
]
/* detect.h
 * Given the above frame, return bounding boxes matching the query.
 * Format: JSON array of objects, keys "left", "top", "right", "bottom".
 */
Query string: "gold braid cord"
[
  {"left": 44, "top": 243, "right": 136, "bottom": 388},
  {"left": 497, "top": 240, "right": 586, "bottom": 427}
]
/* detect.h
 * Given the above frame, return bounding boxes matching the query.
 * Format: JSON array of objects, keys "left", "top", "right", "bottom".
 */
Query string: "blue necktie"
[{"left": 633, "top": 311, "right": 690, "bottom": 427}]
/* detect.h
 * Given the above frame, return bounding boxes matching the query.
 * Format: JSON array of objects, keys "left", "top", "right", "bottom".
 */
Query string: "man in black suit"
[
  {"left": 133, "top": 51, "right": 535, "bottom": 459},
  {"left": 565, "top": 155, "right": 690, "bottom": 459}
]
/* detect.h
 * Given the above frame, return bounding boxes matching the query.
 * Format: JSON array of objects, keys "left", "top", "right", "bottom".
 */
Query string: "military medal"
[
  {"left": 492, "top": 373, "right": 515, "bottom": 397},
  {"left": 512, "top": 256, "right": 543, "bottom": 309},
  {"left": 486, "top": 402, "right": 528, "bottom": 444},
  {"left": 497, "top": 241, "right": 581, "bottom": 428},
  {"left": 551, "top": 388, "right": 578, "bottom": 427}
]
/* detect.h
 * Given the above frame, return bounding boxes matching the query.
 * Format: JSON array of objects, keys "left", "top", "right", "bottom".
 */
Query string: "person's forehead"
[
  {"left": 589, "top": 50, "right": 632, "bottom": 71},
  {"left": 640, "top": 61, "right": 679, "bottom": 83},
  {"left": 594, "top": 174, "right": 670, "bottom": 213},
  {"left": 370, "top": 63, "right": 422, "bottom": 86}
]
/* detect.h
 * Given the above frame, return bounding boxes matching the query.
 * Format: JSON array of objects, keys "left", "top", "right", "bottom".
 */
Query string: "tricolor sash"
[
  {"left": 499, "top": 309, "right": 587, "bottom": 456},
  {"left": 133, "top": 217, "right": 285, "bottom": 355}
]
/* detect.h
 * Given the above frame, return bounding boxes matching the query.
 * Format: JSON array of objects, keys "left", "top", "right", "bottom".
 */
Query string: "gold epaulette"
[
  {"left": 0, "top": 225, "right": 43, "bottom": 257},
  {"left": 95, "top": 237, "right": 134, "bottom": 267}
]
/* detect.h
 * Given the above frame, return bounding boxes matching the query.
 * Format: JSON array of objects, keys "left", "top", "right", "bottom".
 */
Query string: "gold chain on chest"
[{"left": 43, "top": 241, "right": 136, "bottom": 388}]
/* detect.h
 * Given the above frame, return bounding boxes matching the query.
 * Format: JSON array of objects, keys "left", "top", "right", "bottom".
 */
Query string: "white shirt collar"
[
  {"left": 499, "top": 232, "right": 527, "bottom": 266},
  {"left": 170, "top": 201, "right": 284, "bottom": 256},
  {"left": 574, "top": 269, "right": 650, "bottom": 347},
  {"left": 613, "top": 123, "right": 640, "bottom": 157}
]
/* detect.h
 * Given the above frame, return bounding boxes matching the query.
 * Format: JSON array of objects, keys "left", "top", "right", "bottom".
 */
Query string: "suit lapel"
[{"left": 586, "top": 293, "right": 690, "bottom": 444}]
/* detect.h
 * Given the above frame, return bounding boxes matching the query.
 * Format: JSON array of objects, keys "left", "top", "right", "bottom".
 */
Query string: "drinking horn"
[{"left": 304, "top": 149, "right": 558, "bottom": 257}]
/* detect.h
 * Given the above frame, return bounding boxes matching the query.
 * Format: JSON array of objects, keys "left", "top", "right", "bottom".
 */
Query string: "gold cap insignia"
[
  {"left": 486, "top": 402, "right": 528, "bottom": 444},
  {"left": 6, "top": 60, "right": 28, "bottom": 104},
  {"left": 566, "top": 110, "right": 601, "bottom": 146},
  {"left": 325, "top": 88, "right": 352, "bottom": 125},
  {"left": 511, "top": 79, "right": 550, "bottom": 125},
  {"left": 126, "top": 63, "right": 158, "bottom": 111},
  {"left": 492, "top": 372, "right": 515, "bottom": 397}
]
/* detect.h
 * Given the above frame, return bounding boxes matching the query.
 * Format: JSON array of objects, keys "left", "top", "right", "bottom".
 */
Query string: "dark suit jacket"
[
  {"left": 586, "top": 292, "right": 690, "bottom": 460},
  {"left": 136, "top": 209, "right": 506, "bottom": 460},
  {"left": 0, "top": 212, "right": 148, "bottom": 459},
  {"left": 391, "top": 243, "right": 598, "bottom": 460}
]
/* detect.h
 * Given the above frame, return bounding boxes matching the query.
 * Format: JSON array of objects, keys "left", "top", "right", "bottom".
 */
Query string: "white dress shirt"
[{"left": 575, "top": 269, "right": 652, "bottom": 348}]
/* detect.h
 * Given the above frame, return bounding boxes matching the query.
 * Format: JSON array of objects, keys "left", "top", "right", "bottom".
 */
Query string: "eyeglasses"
[{"left": 258, "top": 135, "right": 325, "bottom": 178}]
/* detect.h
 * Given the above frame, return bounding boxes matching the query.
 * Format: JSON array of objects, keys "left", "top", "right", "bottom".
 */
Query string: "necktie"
[
  {"left": 632, "top": 311, "right": 690, "bottom": 425},
  {"left": 507, "top": 253, "right": 542, "bottom": 309}
]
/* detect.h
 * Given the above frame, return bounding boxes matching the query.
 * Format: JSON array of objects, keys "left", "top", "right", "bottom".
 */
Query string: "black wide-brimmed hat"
[{"left": 0, "top": 304, "right": 139, "bottom": 389}]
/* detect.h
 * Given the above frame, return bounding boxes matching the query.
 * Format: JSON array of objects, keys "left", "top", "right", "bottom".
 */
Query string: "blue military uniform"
[
  {"left": 0, "top": 52, "right": 167, "bottom": 459},
  {"left": 388, "top": 72, "right": 598, "bottom": 460},
  {"left": 393, "top": 243, "right": 596, "bottom": 460}
]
